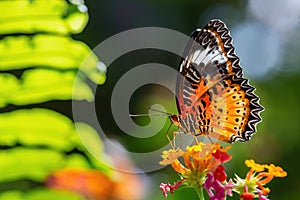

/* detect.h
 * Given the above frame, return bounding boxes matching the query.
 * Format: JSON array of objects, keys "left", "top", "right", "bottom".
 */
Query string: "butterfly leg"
[
  {"left": 193, "top": 131, "right": 203, "bottom": 144},
  {"left": 165, "top": 123, "right": 176, "bottom": 149},
  {"left": 167, "top": 131, "right": 180, "bottom": 149},
  {"left": 193, "top": 135, "right": 199, "bottom": 144},
  {"left": 194, "top": 132, "right": 214, "bottom": 144},
  {"left": 166, "top": 132, "right": 173, "bottom": 149},
  {"left": 206, "top": 134, "right": 214, "bottom": 143}
]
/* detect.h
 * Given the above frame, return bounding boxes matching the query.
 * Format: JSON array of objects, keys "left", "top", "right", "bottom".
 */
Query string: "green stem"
[{"left": 194, "top": 186, "right": 205, "bottom": 200}]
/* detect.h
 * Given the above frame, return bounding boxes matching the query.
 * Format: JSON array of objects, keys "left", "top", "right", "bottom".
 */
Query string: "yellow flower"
[
  {"left": 245, "top": 159, "right": 266, "bottom": 172},
  {"left": 243, "top": 159, "right": 287, "bottom": 196},
  {"left": 159, "top": 142, "right": 231, "bottom": 186},
  {"left": 159, "top": 148, "right": 184, "bottom": 165},
  {"left": 266, "top": 164, "right": 287, "bottom": 178}
]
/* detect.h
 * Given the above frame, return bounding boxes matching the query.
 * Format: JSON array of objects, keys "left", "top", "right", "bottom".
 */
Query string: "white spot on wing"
[
  {"left": 192, "top": 50, "right": 201, "bottom": 63},
  {"left": 193, "top": 48, "right": 209, "bottom": 65}
]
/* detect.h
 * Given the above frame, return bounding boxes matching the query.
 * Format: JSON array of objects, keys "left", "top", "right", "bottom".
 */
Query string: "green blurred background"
[
  {"left": 0, "top": 0, "right": 299, "bottom": 200},
  {"left": 83, "top": 0, "right": 299, "bottom": 199}
]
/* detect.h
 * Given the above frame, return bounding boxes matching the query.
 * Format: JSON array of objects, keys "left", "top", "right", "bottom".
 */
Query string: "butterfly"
[{"left": 169, "top": 19, "right": 264, "bottom": 143}]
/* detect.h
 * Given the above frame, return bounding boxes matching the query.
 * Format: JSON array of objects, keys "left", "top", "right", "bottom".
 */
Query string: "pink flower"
[
  {"left": 257, "top": 189, "right": 269, "bottom": 200},
  {"left": 203, "top": 173, "right": 233, "bottom": 200},
  {"left": 159, "top": 179, "right": 185, "bottom": 198}
]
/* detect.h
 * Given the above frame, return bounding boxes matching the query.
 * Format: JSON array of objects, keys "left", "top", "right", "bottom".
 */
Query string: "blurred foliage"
[
  {"left": 0, "top": 0, "right": 113, "bottom": 199},
  {"left": 85, "top": 1, "right": 299, "bottom": 200},
  {"left": 0, "top": 0, "right": 299, "bottom": 200},
  {"left": 0, "top": 189, "right": 83, "bottom": 200},
  {"left": 0, "top": 70, "right": 94, "bottom": 107},
  {"left": 0, "top": 0, "right": 88, "bottom": 34},
  {"left": 0, "top": 35, "right": 105, "bottom": 84}
]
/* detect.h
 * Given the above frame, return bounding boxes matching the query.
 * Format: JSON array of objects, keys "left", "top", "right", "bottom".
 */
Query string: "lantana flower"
[
  {"left": 203, "top": 172, "right": 233, "bottom": 200},
  {"left": 159, "top": 143, "right": 287, "bottom": 200},
  {"left": 232, "top": 159, "right": 288, "bottom": 200},
  {"left": 159, "top": 142, "right": 231, "bottom": 199}
]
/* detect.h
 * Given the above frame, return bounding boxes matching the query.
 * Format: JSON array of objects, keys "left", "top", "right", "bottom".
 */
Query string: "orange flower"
[
  {"left": 159, "top": 142, "right": 231, "bottom": 186},
  {"left": 245, "top": 159, "right": 266, "bottom": 172},
  {"left": 237, "top": 159, "right": 288, "bottom": 197},
  {"left": 266, "top": 164, "right": 287, "bottom": 177},
  {"left": 46, "top": 168, "right": 145, "bottom": 200},
  {"left": 45, "top": 168, "right": 114, "bottom": 200},
  {"left": 159, "top": 148, "right": 184, "bottom": 165}
]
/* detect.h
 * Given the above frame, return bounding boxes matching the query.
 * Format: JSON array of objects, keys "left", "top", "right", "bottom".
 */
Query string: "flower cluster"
[
  {"left": 233, "top": 159, "right": 288, "bottom": 200},
  {"left": 159, "top": 143, "right": 287, "bottom": 200},
  {"left": 159, "top": 142, "right": 232, "bottom": 199}
]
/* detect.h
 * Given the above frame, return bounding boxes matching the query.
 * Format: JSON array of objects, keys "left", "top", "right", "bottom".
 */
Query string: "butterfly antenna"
[
  {"left": 129, "top": 113, "right": 168, "bottom": 117},
  {"left": 148, "top": 106, "right": 173, "bottom": 116}
]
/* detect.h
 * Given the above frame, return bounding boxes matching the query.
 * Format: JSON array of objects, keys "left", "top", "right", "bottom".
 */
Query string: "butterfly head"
[{"left": 169, "top": 114, "right": 180, "bottom": 127}]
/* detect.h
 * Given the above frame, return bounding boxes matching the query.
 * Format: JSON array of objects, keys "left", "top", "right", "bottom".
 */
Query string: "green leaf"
[
  {"left": 0, "top": 148, "right": 66, "bottom": 182},
  {"left": 0, "top": 69, "right": 93, "bottom": 108},
  {"left": 0, "top": 0, "right": 112, "bottom": 197},
  {"left": 0, "top": 147, "right": 109, "bottom": 183},
  {"left": 27, "top": 189, "right": 84, "bottom": 200},
  {"left": 74, "top": 122, "right": 112, "bottom": 174},
  {"left": 0, "top": 35, "right": 106, "bottom": 85},
  {"left": 0, "top": 109, "right": 113, "bottom": 175},
  {"left": 0, "top": 0, "right": 88, "bottom": 35},
  {"left": 75, "top": 122, "right": 103, "bottom": 159},
  {"left": 0, "top": 109, "right": 80, "bottom": 150},
  {"left": 0, "top": 189, "right": 83, "bottom": 200}
]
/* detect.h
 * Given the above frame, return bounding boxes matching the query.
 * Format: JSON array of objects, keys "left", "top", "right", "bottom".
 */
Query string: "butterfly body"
[{"left": 174, "top": 19, "right": 264, "bottom": 143}]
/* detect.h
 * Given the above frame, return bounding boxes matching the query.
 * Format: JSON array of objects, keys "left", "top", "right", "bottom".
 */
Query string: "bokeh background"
[
  {"left": 85, "top": 0, "right": 300, "bottom": 199},
  {"left": 0, "top": 0, "right": 299, "bottom": 200}
]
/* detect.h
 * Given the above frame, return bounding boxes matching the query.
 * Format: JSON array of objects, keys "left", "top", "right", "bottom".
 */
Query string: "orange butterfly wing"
[{"left": 176, "top": 19, "right": 264, "bottom": 143}]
